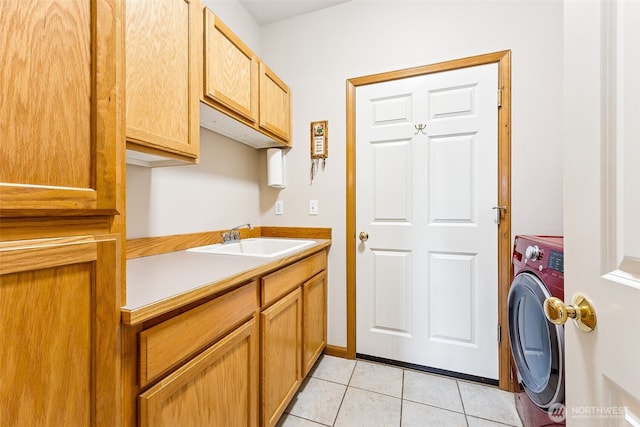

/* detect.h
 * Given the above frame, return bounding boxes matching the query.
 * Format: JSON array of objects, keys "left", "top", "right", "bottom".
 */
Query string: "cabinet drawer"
[
  {"left": 139, "top": 280, "right": 257, "bottom": 387},
  {"left": 261, "top": 251, "right": 326, "bottom": 307}
]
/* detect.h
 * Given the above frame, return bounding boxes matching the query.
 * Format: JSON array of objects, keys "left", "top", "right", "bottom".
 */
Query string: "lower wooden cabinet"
[
  {"left": 302, "top": 271, "right": 327, "bottom": 377},
  {"left": 0, "top": 235, "right": 120, "bottom": 426},
  {"left": 260, "top": 288, "right": 302, "bottom": 427},
  {"left": 139, "top": 318, "right": 258, "bottom": 427},
  {"left": 260, "top": 251, "right": 327, "bottom": 427},
  {"left": 125, "top": 249, "right": 328, "bottom": 427}
]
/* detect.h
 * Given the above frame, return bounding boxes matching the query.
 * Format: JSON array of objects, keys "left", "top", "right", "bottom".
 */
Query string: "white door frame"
[{"left": 345, "top": 50, "right": 515, "bottom": 391}]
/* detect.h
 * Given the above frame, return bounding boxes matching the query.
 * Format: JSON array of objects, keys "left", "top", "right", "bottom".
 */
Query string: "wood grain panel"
[
  {"left": 0, "top": 235, "right": 120, "bottom": 426},
  {"left": 0, "top": 216, "right": 113, "bottom": 241},
  {"left": 204, "top": 9, "right": 258, "bottom": 122},
  {"left": 260, "top": 227, "right": 332, "bottom": 240},
  {"left": 0, "top": 0, "right": 119, "bottom": 216},
  {"left": 139, "top": 281, "right": 257, "bottom": 387},
  {"left": 1, "top": 263, "right": 92, "bottom": 425},
  {"left": 126, "top": 0, "right": 199, "bottom": 158},
  {"left": 259, "top": 62, "right": 291, "bottom": 143},
  {"left": 261, "top": 288, "right": 302, "bottom": 427},
  {"left": 0, "top": 0, "right": 90, "bottom": 188},
  {"left": 139, "top": 318, "right": 258, "bottom": 427},
  {"left": 261, "top": 251, "right": 327, "bottom": 307},
  {"left": 302, "top": 271, "right": 327, "bottom": 376}
]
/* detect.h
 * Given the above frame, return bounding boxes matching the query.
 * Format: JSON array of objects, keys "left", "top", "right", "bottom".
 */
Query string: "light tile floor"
[{"left": 278, "top": 355, "right": 523, "bottom": 427}]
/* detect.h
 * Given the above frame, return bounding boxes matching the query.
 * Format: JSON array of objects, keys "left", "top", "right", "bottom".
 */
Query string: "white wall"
[
  {"left": 126, "top": 129, "right": 262, "bottom": 238},
  {"left": 258, "top": 0, "right": 565, "bottom": 347},
  {"left": 126, "top": 0, "right": 565, "bottom": 349}
]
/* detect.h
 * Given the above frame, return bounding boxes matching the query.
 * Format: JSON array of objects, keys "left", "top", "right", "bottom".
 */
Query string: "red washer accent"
[{"left": 511, "top": 235, "right": 565, "bottom": 426}]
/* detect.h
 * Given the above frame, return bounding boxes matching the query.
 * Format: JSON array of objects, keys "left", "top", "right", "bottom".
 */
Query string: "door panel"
[
  {"left": 430, "top": 253, "right": 474, "bottom": 343},
  {"left": 564, "top": 1, "right": 640, "bottom": 423},
  {"left": 356, "top": 63, "right": 499, "bottom": 379},
  {"left": 372, "top": 249, "right": 411, "bottom": 334},
  {"left": 373, "top": 140, "right": 412, "bottom": 220},
  {"left": 430, "top": 134, "right": 475, "bottom": 222}
]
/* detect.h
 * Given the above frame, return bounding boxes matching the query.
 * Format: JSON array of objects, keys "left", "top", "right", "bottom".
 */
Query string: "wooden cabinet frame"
[
  {"left": 139, "top": 318, "right": 258, "bottom": 427},
  {"left": 0, "top": 235, "right": 121, "bottom": 426},
  {"left": 125, "top": 0, "right": 201, "bottom": 161},
  {"left": 0, "top": 0, "right": 120, "bottom": 216}
]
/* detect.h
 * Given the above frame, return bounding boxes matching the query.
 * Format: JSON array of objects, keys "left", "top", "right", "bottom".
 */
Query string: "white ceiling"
[{"left": 238, "top": 0, "right": 350, "bottom": 25}]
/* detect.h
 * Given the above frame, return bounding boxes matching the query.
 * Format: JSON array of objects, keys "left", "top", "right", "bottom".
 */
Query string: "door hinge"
[
  {"left": 497, "top": 88, "right": 502, "bottom": 107},
  {"left": 497, "top": 323, "right": 502, "bottom": 343}
]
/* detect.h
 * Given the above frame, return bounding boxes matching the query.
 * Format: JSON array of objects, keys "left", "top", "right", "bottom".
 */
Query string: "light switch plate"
[
  {"left": 309, "top": 200, "right": 318, "bottom": 215},
  {"left": 275, "top": 200, "right": 284, "bottom": 215}
]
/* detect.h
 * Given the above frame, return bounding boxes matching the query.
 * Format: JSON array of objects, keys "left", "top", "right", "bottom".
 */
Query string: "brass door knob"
[
  {"left": 544, "top": 293, "right": 597, "bottom": 332},
  {"left": 359, "top": 231, "right": 369, "bottom": 242}
]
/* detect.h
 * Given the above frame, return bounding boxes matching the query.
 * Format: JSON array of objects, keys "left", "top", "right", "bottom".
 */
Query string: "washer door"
[{"left": 507, "top": 272, "right": 564, "bottom": 409}]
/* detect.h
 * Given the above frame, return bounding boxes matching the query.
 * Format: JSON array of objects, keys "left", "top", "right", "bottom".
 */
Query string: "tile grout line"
[
  {"left": 456, "top": 379, "right": 472, "bottom": 427},
  {"left": 399, "top": 369, "right": 405, "bottom": 426},
  {"left": 328, "top": 359, "right": 358, "bottom": 426}
]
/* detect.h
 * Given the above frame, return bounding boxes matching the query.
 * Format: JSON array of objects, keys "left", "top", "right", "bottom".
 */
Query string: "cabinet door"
[
  {"left": 259, "top": 62, "right": 291, "bottom": 144},
  {"left": 203, "top": 8, "right": 258, "bottom": 124},
  {"left": 0, "top": 235, "right": 120, "bottom": 426},
  {"left": 302, "top": 271, "right": 327, "bottom": 376},
  {"left": 0, "top": 0, "right": 119, "bottom": 216},
  {"left": 126, "top": 0, "right": 200, "bottom": 160},
  {"left": 139, "top": 318, "right": 258, "bottom": 427},
  {"left": 261, "top": 288, "right": 302, "bottom": 427}
]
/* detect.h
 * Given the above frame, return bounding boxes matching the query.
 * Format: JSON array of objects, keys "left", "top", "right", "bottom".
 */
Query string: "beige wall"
[
  {"left": 127, "top": 0, "right": 565, "bottom": 349},
  {"left": 126, "top": 128, "right": 261, "bottom": 238}
]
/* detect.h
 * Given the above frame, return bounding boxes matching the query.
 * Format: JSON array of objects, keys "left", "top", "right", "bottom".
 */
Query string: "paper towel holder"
[{"left": 267, "top": 148, "right": 286, "bottom": 188}]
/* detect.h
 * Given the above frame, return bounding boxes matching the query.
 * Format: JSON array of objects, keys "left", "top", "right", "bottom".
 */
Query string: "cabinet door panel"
[
  {"left": 126, "top": 0, "right": 199, "bottom": 158},
  {"left": 139, "top": 281, "right": 257, "bottom": 387},
  {"left": 259, "top": 62, "right": 291, "bottom": 143},
  {"left": 0, "top": 236, "right": 120, "bottom": 426},
  {"left": 0, "top": 0, "right": 119, "bottom": 215},
  {"left": 261, "top": 288, "right": 302, "bottom": 427},
  {"left": 204, "top": 9, "right": 258, "bottom": 123},
  {"left": 139, "top": 318, "right": 258, "bottom": 427},
  {"left": 303, "top": 271, "right": 327, "bottom": 376}
]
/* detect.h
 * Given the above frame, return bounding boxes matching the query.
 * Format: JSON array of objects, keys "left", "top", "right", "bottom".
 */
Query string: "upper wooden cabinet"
[
  {"left": 202, "top": 9, "right": 291, "bottom": 148},
  {"left": 203, "top": 9, "right": 259, "bottom": 125},
  {"left": 0, "top": 0, "right": 120, "bottom": 216},
  {"left": 125, "top": 0, "right": 200, "bottom": 162},
  {"left": 259, "top": 63, "right": 291, "bottom": 143}
]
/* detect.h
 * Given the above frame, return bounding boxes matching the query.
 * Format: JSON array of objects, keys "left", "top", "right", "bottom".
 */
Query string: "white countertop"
[{"left": 122, "top": 239, "right": 330, "bottom": 325}]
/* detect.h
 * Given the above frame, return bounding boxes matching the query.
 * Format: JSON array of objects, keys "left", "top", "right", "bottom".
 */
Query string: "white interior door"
[
  {"left": 355, "top": 63, "right": 499, "bottom": 379},
  {"left": 564, "top": 1, "right": 640, "bottom": 424}
]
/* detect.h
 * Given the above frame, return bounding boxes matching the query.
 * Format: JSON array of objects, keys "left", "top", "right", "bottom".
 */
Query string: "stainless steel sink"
[{"left": 186, "top": 238, "right": 315, "bottom": 258}]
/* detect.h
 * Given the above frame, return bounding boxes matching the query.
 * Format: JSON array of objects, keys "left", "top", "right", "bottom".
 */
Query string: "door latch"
[{"left": 492, "top": 206, "right": 507, "bottom": 225}]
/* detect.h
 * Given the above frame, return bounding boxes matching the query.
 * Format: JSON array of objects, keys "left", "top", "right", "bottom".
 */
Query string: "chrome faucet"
[{"left": 222, "top": 223, "right": 253, "bottom": 244}]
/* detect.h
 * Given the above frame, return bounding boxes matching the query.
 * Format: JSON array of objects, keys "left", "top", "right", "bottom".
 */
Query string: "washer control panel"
[
  {"left": 513, "top": 235, "right": 564, "bottom": 277},
  {"left": 547, "top": 250, "right": 564, "bottom": 273}
]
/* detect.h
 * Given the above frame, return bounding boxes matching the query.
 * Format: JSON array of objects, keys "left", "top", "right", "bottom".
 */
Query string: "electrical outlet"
[
  {"left": 275, "top": 200, "right": 284, "bottom": 215},
  {"left": 309, "top": 200, "right": 318, "bottom": 215}
]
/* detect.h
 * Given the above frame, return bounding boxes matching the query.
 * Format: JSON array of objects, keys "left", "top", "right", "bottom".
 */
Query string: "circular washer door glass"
[{"left": 507, "top": 272, "right": 564, "bottom": 409}]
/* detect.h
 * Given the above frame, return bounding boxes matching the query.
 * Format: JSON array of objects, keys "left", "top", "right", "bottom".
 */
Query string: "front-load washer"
[{"left": 508, "top": 235, "right": 565, "bottom": 426}]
